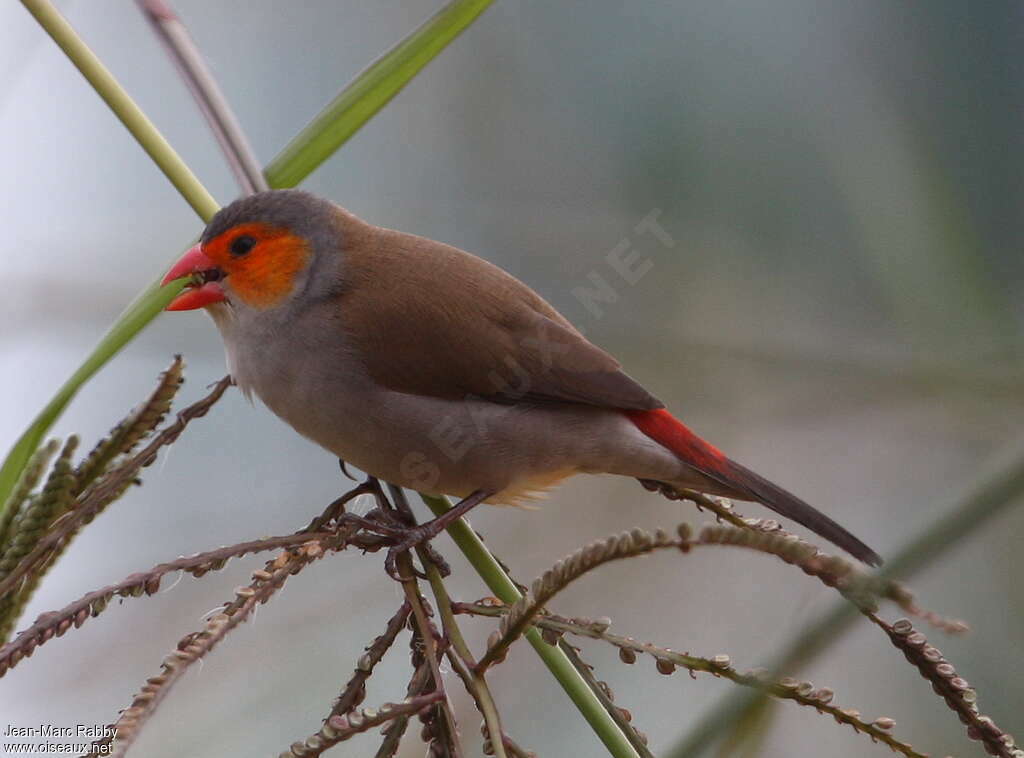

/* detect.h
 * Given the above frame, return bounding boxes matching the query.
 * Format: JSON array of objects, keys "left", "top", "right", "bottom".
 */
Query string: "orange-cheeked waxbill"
[{"left": 162, "top": 189, "right": 881, "bottom": 566}]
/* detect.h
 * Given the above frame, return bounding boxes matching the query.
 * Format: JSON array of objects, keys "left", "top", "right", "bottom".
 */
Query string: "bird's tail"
[{"left": 625, "top": 408, "right": 881, "bottom": 566}]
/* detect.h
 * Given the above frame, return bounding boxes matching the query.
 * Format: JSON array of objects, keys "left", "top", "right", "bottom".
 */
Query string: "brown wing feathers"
[{"left": 338, "top": 221, "right": 662, "bottom": 411}]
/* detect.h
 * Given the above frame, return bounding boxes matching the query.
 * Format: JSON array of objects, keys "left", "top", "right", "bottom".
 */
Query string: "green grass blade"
[
  {"left": 420, "top": 494, "right": 641, "bottom": 758},
  {"left": 0, "top": 280, "right": 184, "bottom": 521},
  {"left": 3, "top": 0, "right": 210, "bottom": 516},
  {"left": 19, "top": 0, "right": 219, "bottom": 221},
  {"left": 264, "top": 0, "right": 494, "bottom": 188},
  {"left": 0, "top": 0, "right": 494, "bottom": 518}
]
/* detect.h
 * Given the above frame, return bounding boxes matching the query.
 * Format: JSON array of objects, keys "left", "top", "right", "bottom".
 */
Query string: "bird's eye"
[{"left": 230, "top": 235, "right": 257, "bottom": 257}]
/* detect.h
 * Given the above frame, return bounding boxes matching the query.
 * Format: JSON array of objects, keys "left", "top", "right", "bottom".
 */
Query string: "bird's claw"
[
  {"left": 638, "top": 478, "right": 689, "bottom": 503},
  {"left": 381, "top": 522, "right": 454, "bottom": 582}
]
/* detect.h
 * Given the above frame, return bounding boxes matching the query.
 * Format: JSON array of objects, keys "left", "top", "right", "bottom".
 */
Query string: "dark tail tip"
[{"left": 722, "top": 461, "right": 883, "bottom": 567}]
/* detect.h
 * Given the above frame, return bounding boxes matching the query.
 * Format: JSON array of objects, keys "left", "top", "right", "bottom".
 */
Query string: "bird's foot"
[
  {"left": 304, "top": 476, "right": 389, "bottom": 533},
  {"left": 638, "top": 478, "right": 691, "bottom": 503},
  {"left": 383, "top": 489, "right": 494, "bottom": 581}
]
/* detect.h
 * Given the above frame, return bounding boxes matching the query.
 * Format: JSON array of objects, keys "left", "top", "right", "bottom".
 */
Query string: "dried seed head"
[
  {"left": 541, "top": 627, "right": 561, "bottom": 646},
  {"left": 321, "top": 718, "right": 341, "bottom": 740},
  {"left": 814, "top": 688, "right": 835, "bottom": 704},
  {"left": 656, "top": 658, "right": 676, "bottom": 675},
  {"left": 873, "top": 717, "right": 895, "bottom": 731},
  {"left": 304, "top": 735, "right": 323, "bottom": 750},
  {"left": 891, "top": 618, "right": 913, "bottom": 635},
  {"left": 304, "top": 542, "right": 323, "bottom": 558},
  {"left": 592, "top": 616, "right": 612, "bottom": 632},
  {"left": 272, "top": 553, "right": 290, "bottom": 570},
  {"left": 618, "top": 647, "right": 637, "bottom": 665},
  {"left": 711, "top": 654, "right": 731, "bottom": 669},
  {"left": 906, "top": 632, "right": 927, "bottom": 647}
]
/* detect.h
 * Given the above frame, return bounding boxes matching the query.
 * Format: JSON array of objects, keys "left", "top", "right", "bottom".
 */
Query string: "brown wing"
[{"left": 335, "top": 220, "right": 662, "bottom": 411}]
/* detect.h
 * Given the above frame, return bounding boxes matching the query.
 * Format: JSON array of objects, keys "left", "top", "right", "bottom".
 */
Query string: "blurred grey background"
[{"left": 1, "top": 1, "right": 1022, "bottom": 756}]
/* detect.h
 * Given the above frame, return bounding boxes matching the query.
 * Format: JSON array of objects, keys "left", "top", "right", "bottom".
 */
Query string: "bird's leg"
[
  {"left": 385, "top": 483, "right": 416, "bottom": 526},
  {"left": 304, "top": 476, "right": 378, "bottom": 533},
  {"left": 359, "top": 477, "right": 415, "bottom": 534},
  {"left": 385, "top": 482, "right": 451, "bottom": 577},
  {"left": 384, "top": 489, "right": 495, "bottom": 581},
  {"left": 305, "top": 475, "right": 397, "bottom": 535}
]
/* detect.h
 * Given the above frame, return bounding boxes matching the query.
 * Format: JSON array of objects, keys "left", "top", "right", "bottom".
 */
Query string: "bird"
[{"left": 162, "top": 189, "right": 881, "bottom": 567}]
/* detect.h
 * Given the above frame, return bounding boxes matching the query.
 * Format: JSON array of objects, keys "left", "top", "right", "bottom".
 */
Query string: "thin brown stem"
[
  {"left": 284, "top": 691, "right": 446, "bottom": 757},
  {"left": 95, "top": 530, "right": 352, "bottom": 757},
  {"left": 869, "top": 614, "right": 1016, "bottom": 758},
  {"left": 329, "top": 601, "right": 411, "bottom": 719},
  {"left": 375, "top": 662, "right": 433, "bottom": 758},
  {"left": 458, "top": 602, "right": 927, "bottom": 758},
  {"left": 136, "top": 0, "right": 267, "bottom": 194},
  {"left": 0, "top": 530, "right": 339, "bottom": 677},
  {"left": 397, "top": 550, "right": 462, "bottom": 758}
]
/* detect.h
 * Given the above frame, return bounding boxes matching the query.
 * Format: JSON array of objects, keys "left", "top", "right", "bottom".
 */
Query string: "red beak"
[{"left": 162, "top": 244, "right": 227, "bottom": 311}]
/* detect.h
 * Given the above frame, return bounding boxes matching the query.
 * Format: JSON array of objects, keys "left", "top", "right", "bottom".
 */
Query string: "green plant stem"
[
  {"left": 0, "top": 0, "right": 494, "bottom": 523},
  {"left": 264, "top": 0, "right": 494, "bottom": 188},
  {"left": 557, "top": 640, "right": 656, "bottom": 758},
  {"left": 668, "top": 445, "right": 1024, "bottom": 757},
  {"left": 1, "top": 0, "right": 214, "bottom": 518},
  {"left": 20, "top": 0, "right": 219, "bottom": 221},
  {"left": 419, "top": 549, "right": 508, "bottom": 758},
  {"left": 420, "top": 494, "right": 641, "bottom": 758}
]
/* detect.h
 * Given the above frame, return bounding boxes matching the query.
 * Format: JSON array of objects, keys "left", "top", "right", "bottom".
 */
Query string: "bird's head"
[{"left": 163, "top": 189, "right": 341, "bottom": 314}]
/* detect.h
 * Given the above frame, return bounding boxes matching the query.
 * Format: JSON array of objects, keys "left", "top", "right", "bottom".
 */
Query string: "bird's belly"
[
  {"left": 261, "top": 385, "right": 581, "bottom": 503},
  {"left": 229, "top": 334, "right": 682, "bottom": 504}
]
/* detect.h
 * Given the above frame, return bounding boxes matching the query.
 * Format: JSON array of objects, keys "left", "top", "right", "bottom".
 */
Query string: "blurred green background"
[{"left": 1, "top": 1, "right": 1022, "bottom": 756}]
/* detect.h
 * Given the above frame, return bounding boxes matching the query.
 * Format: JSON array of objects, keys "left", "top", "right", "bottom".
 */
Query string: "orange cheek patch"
[{"left": 204, "top": 223, "right": 310, "bottom": 309}]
